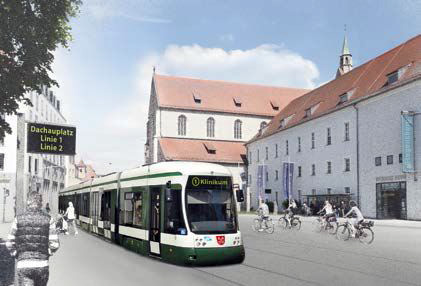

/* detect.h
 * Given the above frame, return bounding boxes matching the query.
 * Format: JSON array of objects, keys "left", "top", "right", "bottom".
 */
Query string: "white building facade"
[
  {"left": 0, "top": 86, "right": 68, "bottom": 222},
  {"left": 247, "top": 35, "right": 421, "bottom": 219}
]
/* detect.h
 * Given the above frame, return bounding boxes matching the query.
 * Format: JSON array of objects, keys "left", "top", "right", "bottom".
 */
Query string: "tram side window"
[
  {"left": 81, "top": 193, "right": 90, "bottom": 217},
  {"left": 164, "top": 189, "right": 186, "bottom": 235},
  {"left": 101, "top": 192, "right": 112, "bottom": 221},
  {"left": 132, "top": 193, "right": 143, "bottom": 227}
]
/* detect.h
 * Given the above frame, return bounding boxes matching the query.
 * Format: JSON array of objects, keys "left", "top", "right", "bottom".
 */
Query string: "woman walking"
[{"left": 64, "top": 202, "right": 78, "bottom": 235}]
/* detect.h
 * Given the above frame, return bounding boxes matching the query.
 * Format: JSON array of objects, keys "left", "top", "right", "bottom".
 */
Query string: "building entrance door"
[{"left": 376, "top": 182, "right": 407, "bottom": 219}]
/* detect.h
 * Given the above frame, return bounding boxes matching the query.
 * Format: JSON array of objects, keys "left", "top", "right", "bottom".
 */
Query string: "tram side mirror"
[{"left": 236, "top": 189, "right": 244, "bottom": 202}]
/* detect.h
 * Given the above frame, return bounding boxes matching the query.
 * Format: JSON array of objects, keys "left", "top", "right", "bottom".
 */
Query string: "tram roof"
[{"left": 62, "top": 161, "right": 231, "bottom": 193}]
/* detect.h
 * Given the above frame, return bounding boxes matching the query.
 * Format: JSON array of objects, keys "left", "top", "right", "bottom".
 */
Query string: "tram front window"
[{"left": 186, "top": 189, "right": 237, "bottom": 234}]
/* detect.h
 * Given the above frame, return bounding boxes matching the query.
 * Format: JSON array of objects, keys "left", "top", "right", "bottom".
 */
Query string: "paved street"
[{"left": 1, "top": 215, "right": 421, "bottom": 286}]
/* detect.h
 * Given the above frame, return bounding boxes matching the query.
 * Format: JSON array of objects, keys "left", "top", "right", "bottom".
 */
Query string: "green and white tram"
[{"left": 59, "top": 161, "right": 245, "bottom": 265}]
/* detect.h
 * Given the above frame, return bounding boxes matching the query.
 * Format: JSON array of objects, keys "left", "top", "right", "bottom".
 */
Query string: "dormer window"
[
  {"left": 338, "top": 93, "right": 348, "bottom": 105},
  {"left": 304, "top": 108, "right": 311, "bottom": 118},
  {"left": 270, "top": 100, "right": 279, "bottom": 111},
  {"left": 279, "top": 119, "right": 285, "bottom": 129},
  {"left": 203, "top": 142, "right": 216, "bottom": 154},
  {"left": 387, "top": 71, "right": 399, "bottom": 85},
  {"left": 193, "top": 93, "right": 201, "bottom": 104},
  {"left": 260, "top": 121, "right": 267, "bottom": 130},
  {"left": 233, "top": 97, "right": 242, "bottom": 107}
]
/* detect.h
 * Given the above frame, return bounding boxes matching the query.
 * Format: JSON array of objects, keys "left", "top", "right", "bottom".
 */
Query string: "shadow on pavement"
[{"left": 0, "top": 238, "right": 15, "bottom": 286}]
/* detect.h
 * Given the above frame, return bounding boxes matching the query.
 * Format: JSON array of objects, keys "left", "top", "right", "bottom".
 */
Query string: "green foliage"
[
  {"left": 0, "top": 0, "right": 82, "bottom": 139},
  {"left": 281, "top": 199, "right": 289, "bottom": 209}
]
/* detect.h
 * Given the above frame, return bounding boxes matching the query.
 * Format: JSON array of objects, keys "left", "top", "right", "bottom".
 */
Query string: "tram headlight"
[
  {"left": 202, "top": 242, "right": 206, "bottom": 246},
  {"left": 196, "top": 242, "right": 201, "bottom": 247}
]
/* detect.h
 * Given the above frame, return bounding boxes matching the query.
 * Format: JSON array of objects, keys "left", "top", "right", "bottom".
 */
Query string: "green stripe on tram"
[{"left": 61, "top": 171, "right": 183, "bottom": 193}]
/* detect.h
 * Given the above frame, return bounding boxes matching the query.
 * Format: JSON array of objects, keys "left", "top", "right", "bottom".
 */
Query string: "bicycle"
[
  {"left": 336, "top": 218, "right": 375, "bottom": 244},
  {"left": 252, "top": 215, "right": 275, "bottom": 234},
  {"left": 312, "top": 214, "right": 338, "bottom": 235},
  {"left": 278, "top": 211, "right": 301, "bottom": 230}
]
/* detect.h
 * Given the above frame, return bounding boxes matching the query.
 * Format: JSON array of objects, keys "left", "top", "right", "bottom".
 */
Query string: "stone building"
[
  {"left": 144, "top": 73, "right": 309, "bottom": 205},
  {"left": 0, "top": 87, "right": 68, "bottom": 221},
  {"left": 247, "top": 35, "right": 421, "bottom": 220}
]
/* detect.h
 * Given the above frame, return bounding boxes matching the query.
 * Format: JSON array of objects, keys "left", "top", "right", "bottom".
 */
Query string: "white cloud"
[{"left": 103, "top": 44, "right": 319, "bottom": 172}]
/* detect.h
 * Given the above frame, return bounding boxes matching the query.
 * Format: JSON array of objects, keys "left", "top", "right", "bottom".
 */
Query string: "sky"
[{"left": 50, "top": 0, "right": 421, "bottom": 174}]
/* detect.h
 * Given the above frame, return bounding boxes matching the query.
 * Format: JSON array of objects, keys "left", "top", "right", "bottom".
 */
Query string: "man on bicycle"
[
  {"left": 287, "top": 199, "right": 297, "bottom": 222},
  {"left": 344, "top": 200, "right": 364, "bottom": 236},
  {"left": 318, "top": 200, "right": 335, "bottom": 229},
  {"left": 257, "top": 200, "right": 270, "bottom": 231}
]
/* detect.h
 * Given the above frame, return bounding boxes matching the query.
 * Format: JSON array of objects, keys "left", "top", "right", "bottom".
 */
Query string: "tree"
[{"left": 0, "top": 0, "right": 82, "bottom": 139}]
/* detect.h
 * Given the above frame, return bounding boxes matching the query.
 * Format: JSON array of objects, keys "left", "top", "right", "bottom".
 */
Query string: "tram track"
[
  {"left": 192, "top": 267, "right": 246, "bottom": 286},
  {"left": 244, "top": 246, "right": 421, "bottom": 286},
  {"left": 245, "top": 231, "right": 421, "bottom": 266}
]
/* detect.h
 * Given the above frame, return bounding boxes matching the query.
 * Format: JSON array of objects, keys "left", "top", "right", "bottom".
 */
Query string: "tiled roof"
[
  {"left": 159, "top": 138, "right": 246, "bottom": 164},
  {"left": 249, "top": 34, "right": 421, "bottom": 143},
  {"left": 153, "top": 74, "right": 309, "bottom": 117}
]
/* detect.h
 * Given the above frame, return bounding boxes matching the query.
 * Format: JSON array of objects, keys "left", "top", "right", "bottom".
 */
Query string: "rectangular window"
[
  {"left": 338, "top": 93, "right": 348, "bottom": 105},
  {"left": 387, "top": 71, "right": 399, "bottom": 85},
  {"left": 275, "top": 170, "right": 279, "bottom": 181},
  {"left": 286, "top": 140, "right": 289, "bottom": 156},
  {"left": 327, "top": 161, "right": 331, "bottom": 174},
  {"left": 312, "top": 189, "right": 316, "bottom": 196},
  {"left": 0, "top": 153, "right": 4, "bottom": 170},
  {"left": 327, "top": 128, "right": 331, "bottom": 145},
  {"left": 345, "top": 187, "right": 351, "bottom": 194},
  {"left": 165, "top": 189, "right": 186, "bottom": 234},
  {"left": 28, "top": 156, "right": 32, "bottom": 173},
  {"left": 265, "top": 146, "right": 268, "bottom": 160},
  {"left": 344, "top": 122, "right": 350, "bottom": 141},
  {"left": 249, "top": 175, "right": 252, "bottom": 184},
  {"left": 304, "top": 108, "right": 311, "bottom": 118},
  {"left": 327, "top": 188, "right": 331, "bottom": 195},
  {"left": 34, "top": 158, "right": 38, "bottom": 174},
  {"left": 257, "top": 150, "right": 260, "bottom": 162},
  {"left": 399, "top": 153, "right": 402, "bottom": 163},
  {"left": 311, "top": 132, "right": 315, "bottom": 149},
  {"left": 311, "top": 164, "right": 315, "bottom": 176},
  {"left": 298, "top": 137, "right": 301, "bottom": 152},
  {"left": 275, "top": 144, "right": 278, "bottom": 158},
  {"left": 298, "top": 166, "right": 302, "bottom": 177},
  {"left": 265, "top": 171, "right": 268, "bottom": 182},
  {"left": 344, "top": 158, "right": 350, "bottom": 172},
  {"left": 375, "top": 156, "right": 381, "bottom": 166},
  {"left": 249, "top": 152, "right": 252, "bottom": 165},
  {"left": 387, "top": 155, "right": 393, "bottom": 165}
]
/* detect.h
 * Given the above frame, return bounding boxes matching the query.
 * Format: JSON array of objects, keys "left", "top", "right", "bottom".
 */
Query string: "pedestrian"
[
  {"left": 45, "top": 203, "right": 50, "bottom": 214},
  {"left": 64, "top": 202, "right": 78, "bottom": 235},
  {"left": 340, "top": 201, "right": 346, "bottom": 217},
  {"left": 6, "top": 191, "right": 60, "bottom": 286}
]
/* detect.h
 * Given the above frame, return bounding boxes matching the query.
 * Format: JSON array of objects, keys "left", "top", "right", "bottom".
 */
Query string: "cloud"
[
  {"left": 103, "top": 44, "right": 319, "bottom": 171},
  {"left": 85, "top": 0, "right": 171, "bottom": 24}
]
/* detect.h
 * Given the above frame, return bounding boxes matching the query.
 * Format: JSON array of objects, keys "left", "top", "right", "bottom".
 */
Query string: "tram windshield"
[{"left": 186, "top": 176, "right": 237, "bottom": 234}]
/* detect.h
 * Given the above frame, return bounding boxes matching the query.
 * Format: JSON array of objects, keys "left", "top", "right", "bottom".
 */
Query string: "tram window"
[
  {"left": 133, "top": 193, "right": 143, "bottom": 227},
  {"left": 120, "top": 189, "right": 143, "bottom": 227},
  {"left": 101, "top": 192, "right": 112, "bottom": 221},
  {"left": 165, "top": 189, "right": 186, "bottom": 235}
]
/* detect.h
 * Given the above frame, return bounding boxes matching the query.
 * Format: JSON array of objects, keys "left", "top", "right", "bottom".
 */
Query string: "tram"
[{"left": 58, "top": 161, "right": 245, "bottom": 265}]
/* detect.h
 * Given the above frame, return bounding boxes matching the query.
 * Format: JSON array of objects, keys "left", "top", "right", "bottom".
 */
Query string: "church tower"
[{"left": 336, "top": 34, "right": 353, "bottom": 78}]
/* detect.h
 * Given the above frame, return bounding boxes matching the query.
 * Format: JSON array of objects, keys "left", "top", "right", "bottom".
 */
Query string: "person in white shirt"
[
  {"left": 318, "top": 200, "right": 335, "bottom": 228},
  {"left": 64, "top": 202, "right": 78, "bottom": 235},
  {"left": 287, "top": 199, "right": 297, "bottom": 221},
  {"left": 344, "top": 200, "right": 364, "bottom": 235},
  {"left": 256, "top": 200, "right": 270, "bottom": 231}
]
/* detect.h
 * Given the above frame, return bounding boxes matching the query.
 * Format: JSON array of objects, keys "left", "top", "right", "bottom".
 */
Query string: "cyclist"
[
  {"left": 256, "top": 200, "right": 270, "bottom": 231},
  {"left": 318, "top": 200, "right": 335, "bottom": 229},
  {"left": 344, "top": 200, "right": 364, "bottom": 237},
  {"left": 287, "top": 198, "right": 297, "bottom": 222}
]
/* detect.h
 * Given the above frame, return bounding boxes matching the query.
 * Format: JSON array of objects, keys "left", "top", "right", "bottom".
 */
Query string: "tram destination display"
[
  {"left": 186, "top": 175, "right": 232, "bottom": 190},
  {"left": 27, "top": 122, "right": 76, "bottom": 155}
]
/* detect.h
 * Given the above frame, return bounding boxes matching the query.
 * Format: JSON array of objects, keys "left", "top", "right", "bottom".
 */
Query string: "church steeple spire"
[{"left": 336, "top": 28, "right": 353, "bottom": 78}]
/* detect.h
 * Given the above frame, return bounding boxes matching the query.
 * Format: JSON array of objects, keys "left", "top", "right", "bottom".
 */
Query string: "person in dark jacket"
[{"left": 6, "top": 192, "right": 59, "bottom": 286}]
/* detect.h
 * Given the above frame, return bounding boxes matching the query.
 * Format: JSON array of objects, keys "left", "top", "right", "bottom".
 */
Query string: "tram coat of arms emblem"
[{"left": 216, "top": 235, "right": 225, "bottom": 245}]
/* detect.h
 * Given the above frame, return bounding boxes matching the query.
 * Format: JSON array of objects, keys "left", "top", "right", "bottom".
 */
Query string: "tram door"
[{"left": 149, "top": 187, "right": 161, "bottom": 256}]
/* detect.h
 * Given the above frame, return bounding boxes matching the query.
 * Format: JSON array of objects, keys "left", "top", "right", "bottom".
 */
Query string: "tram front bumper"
[{"left": 190, "top": 245, "right": 245, "bottom": 266}]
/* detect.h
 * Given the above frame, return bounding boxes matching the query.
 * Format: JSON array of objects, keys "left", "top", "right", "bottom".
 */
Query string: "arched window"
[
  {"left": 178, "top": 115, "right": 186, "bottom": 136},
  {"left": 207, "top": 117, "right": 215, "bottom": 137},
  {"left": 260, "top": 121, "right": 267, "bottom": 130},
  {"left": 234, "top": 119, "right": 242, "bottom": 139}
]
